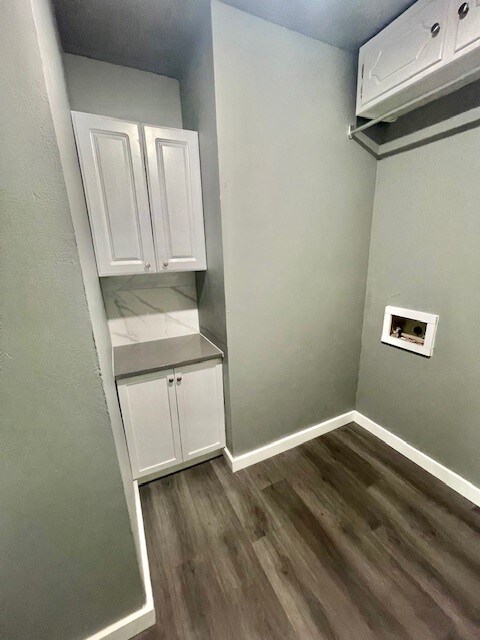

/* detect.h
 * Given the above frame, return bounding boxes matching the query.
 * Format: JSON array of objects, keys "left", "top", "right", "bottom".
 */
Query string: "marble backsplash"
[{"left": 100, "top": 273, "right": 199, "bottom": 346}]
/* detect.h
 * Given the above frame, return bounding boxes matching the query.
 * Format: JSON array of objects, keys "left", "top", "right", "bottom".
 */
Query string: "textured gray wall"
[
  {"left": 63, "top": 53, "right": 183, "bottom": 127},
  {"left": 211, "top": 2, "right": 377, "bottom": 455},
  {"left": 0, "top": 1, "right": 144, "bottom": 638},
  {"left": 180, "top": 4, "right": 232, "bottom": 445},
  {"left": 180, "top": 7, "right": 227, "bottom": 349},
  {"left": 357, "top": 127, "right": 480, "bottom": 487},
  {"left": 33, "top": 0, "right": 141, "bottom": 534}
]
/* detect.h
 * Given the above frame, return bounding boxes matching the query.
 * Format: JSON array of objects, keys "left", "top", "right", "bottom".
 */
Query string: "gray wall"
[
  {"left": 180, "top": 4, "right": 232, "bottom": 442},
  {"left": 0, "top": 1, "right": 144, "bottom": 638},
  {"left": 33, "top": 0, "right": 141, "bottom": 536},
  {"left": 357, "top": 126, "right": 480, "bottom": 487},
  {"left": 211, "top": 2, "right": 377, "bottom": 455},
  {"left": 180, "top": 6, "right": 227, "bottom": 350},
  {"left": 63, "top": 53, "right": 183, "bottom": 126}
]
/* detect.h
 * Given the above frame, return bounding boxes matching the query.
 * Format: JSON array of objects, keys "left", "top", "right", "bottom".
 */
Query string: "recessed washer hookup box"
[{"left": 381, "top": 306, "right": 439, "bottom": 357}]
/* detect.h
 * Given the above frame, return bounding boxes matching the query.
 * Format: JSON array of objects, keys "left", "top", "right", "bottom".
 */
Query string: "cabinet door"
[
  {"left": 72, "top": 112, "right": 156, "bottom": 276},
  {"left": 144, "top": 126, "right": 207, "bottom": 272},
  {"left": 359, "top": 0, "right": 448, "bottom": 107},
  {"left": 175, "top": 360, "right": 225, "bottom": 461},
  {"left": 451, "top": 0, "right": 480, "bottom": 55},
  {"left": 117, "top": 370, "right": 182, "bottom": 479}
]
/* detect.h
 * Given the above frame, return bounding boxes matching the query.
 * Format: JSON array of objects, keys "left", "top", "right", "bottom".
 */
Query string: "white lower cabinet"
[
  {"left": 118, "top": 359, "right": 225, "bottom": 481},
  {"left": 175, "top": 361, "right": 226, "bottom": 461}
]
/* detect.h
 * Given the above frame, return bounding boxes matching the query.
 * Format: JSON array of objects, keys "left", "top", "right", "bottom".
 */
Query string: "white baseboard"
[
  {"left": 353, "top": 411, "right": 480, "bottom": 507},
  {"left": 223, "top": 408, "right": 480, "bottom": 508},
  {"left": 85, "top": 482, "right": 155, "bottom": 640},
  {"left": 84, "top": 410, "right": 480, "bottom": 640},
  {"left": 223, "top": 411, "right": 355, "bottom": 472}
]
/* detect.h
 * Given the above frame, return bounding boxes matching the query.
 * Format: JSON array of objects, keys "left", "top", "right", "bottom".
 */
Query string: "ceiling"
[
  {"left": 221, "top": 0, "right": 417, "bottom": 51},
  {"left": 52, "top": 0, "right": 416, "bottom": 78},
  {"left": 52, "top": 0, "right": 209, "bottom": 78}
]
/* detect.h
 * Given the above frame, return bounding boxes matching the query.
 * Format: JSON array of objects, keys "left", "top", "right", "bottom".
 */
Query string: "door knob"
[
  {"left": 458, "top": 2, "right": 469, "bottom": 18},
  {"left": 430, "top": 22, "right": 441, "bottom": 37}
]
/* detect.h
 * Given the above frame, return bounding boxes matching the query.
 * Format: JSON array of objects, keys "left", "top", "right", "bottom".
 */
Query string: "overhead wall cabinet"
[
  {"left": 356, "top": 0, "right": 480, "bottom": 120},
  {"left": 117, "top": 360, "right": 225, "bottom": 481},
  {"left": 144, "top": 126, "right": 206, "bottom": 272},
  {"left": 72, "top": 111, "right": 207, "bottom": 276}
]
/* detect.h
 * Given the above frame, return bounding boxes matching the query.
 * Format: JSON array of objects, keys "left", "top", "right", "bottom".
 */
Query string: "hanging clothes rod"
[
  {"left": 347, "top": 93, "right": 431, "bottom": 137},
  {"left": 347, "top": 112, "right": 393, "bottom": 139},
  {"left": 347, "top": 67, "right": 480, "bottom": 140},
  {"left": 347, "top": 93, "right": 425, "bottom": 139}
]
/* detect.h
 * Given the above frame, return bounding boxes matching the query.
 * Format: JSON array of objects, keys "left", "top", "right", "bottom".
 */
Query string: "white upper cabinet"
[
  {"left": 72, "top": 112, "right": 156, "bottom": 276},
  {"left": 356, "top": 0, "right": 480, "bottom": 120},
  {"left": 360, "top": 0, "right": 448, "bottom": 107},
  {"left": 144, "top": 127, "right": 207, "bottom": 272},
  {"left": 451, "top": 0, "right": 480, "bottom": 55},
  {"left": 72, "top": 112, "right": 207, "bottom": 276}
]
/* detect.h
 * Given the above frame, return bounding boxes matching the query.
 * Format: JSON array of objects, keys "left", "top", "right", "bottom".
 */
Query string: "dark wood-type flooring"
[{"left": 135, "top": 423, "right": 480, "bottom": 640}]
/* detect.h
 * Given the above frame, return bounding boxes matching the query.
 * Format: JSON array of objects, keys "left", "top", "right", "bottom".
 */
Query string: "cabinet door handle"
[
  {"left": 176, "top": 375, "right": 182, "bottom": 383},
  {"left": 168, "top": 376, "right": 174, "bottom": 383},
  {"left": 430, "top": 22, "right": 441, "bottom": 37},
  {"left": 144, "top": 261, "right": 151, "bottom": 269},
  {"left": 163, "top": 260, "right": 169, "bottom": 267},
  {"left": 458, "top": 2, "right": 469, "bottom": 18}
]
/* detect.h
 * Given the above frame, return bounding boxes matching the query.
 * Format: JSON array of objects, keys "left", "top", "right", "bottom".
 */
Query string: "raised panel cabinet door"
[
  {"left": 175, "top": 360, "right": 225, "bottom": 461},
  {"left": 117, "top": 370, "right": 182, "bottom": 479},
  {"left": 359, "top": 0, "right": 449, "bottom": 108},
  {"left": 144, "top": 126, "right": 207, "bottom": 272},
  {"left": 451, "top": 0, "right": 480, "bottom": 55},
  {"left": 72, "top": 111, "right": 156, "bottom": 276}
]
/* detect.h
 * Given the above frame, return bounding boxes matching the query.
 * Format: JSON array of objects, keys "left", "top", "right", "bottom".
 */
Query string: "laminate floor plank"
[
  {"left": 285, "top": 438, "right": 475, "bottom": 639},
  {"left": 324, "top": 430, "right": 480, "bottom": 632},
  {"left": 214, "top": 456, "right": 374, "bottom": 640},
  {"left": 342, "top": 425, "right": 480, "bottom": 531},
  {"left": 135, "top": 423, "right": 480, "bottom": 640},
  {"left": 324, "top": 430, "right": 480, "bottom": 563},
  {"left": 302, "top": 430, "right": 480, "bottom": 636},
  {"left": 305, "top": 431, "right": 480, "bottom": 593}
]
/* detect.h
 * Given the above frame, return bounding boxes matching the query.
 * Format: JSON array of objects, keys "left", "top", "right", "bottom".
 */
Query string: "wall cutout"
[{"left": 381, "top": 306, "right": 439, "bottom": 357}]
